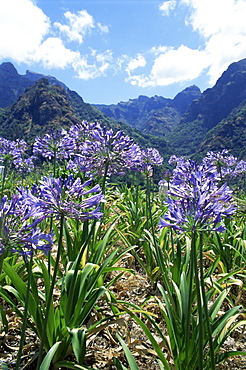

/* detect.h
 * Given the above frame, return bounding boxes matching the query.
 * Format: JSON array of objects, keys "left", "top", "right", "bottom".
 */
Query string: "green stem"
[
  {"left": 1, "top": 162, "right": 8, "bottom": 198},
  {"left": 199, "top": 233, "right": 215, "bottom": 370},
  {"left": 145, "top": 175, "right": 173, "bottom": 296},
  {"left": 192, "top": 232, "right": 203, "bottom": 370},
  {"left": 0, "top": 252, "right": 4, "bottom": 279},
  {"left": 53, "top": 151, "right": 57, "bottom": 178},
  {"left": 36, "top": 214, "right": 65, "bottom": 369},
  {"left": 15, "top": 255, "right": 33, "bottom": 370},
  {"left": 186, "top": 232, "right": 196, "bottom": 363},
  {"left": 101, "top": 159, "right": 109, "bottom": 196}
]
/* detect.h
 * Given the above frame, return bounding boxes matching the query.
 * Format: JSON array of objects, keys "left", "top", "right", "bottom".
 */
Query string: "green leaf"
[
  {"left": 53, "top": 361, "right": 94, "bottom": 370},
  {"left": 0, "top": 301, "right": 8, "bottom": 332},
  {"left": 69, "top": 327, "right": 86, "bottom": 365},
  {"left": 115, "top": 333, "right": 139, "bottom": 370},
  {"left": 113, "top": 357, "right": 129, "bottom": 370},
  {"left": 215, "top": 350, "right": 246, "bottom": 364},
  {"left": 39, "top": 341, "right": 61, "bottom": 370},
  {"left": 1, "top": 362, "right": 9, "bottom": 370}
]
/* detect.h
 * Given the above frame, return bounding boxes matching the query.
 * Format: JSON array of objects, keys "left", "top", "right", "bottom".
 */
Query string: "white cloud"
[
  {"left": 0, "top": 0, "right": 50, "bottom": 61},
  {"left": 0, "top": 0, "right": 113, "bottom": 78},
  {"left": 131, "top": 0, "right": 246, "bottom": 90},
  {"left": 97, "top": 22, "right": 109, "bottom": 34},
  {"left": 54, "top": 10, "right": 95, "bottom": 44},
  {"left": 127, "top": 45, "right": 211, "bottom": 87},
  {"left": 32, "top": 38, "right": 80, "bottom": 69},
  {"left": 73, "top": 49, "right": 113, "bottom": 80},
  {"left": 125, "top": 55, "right": 147, "bottom": 75},
  {"left": 150, "top": 45, "right": 169, "bottom": 55},
  {"left": 181, "top": 0, "right": 246, "bottom": 84},
  {"left": 159, "top": 0, "right": 177, "bottom": 15}
]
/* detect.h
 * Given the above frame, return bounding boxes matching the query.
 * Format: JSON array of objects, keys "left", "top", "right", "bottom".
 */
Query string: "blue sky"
[{"left": 1, "top": 0, "right": 246, "bottom": 104}]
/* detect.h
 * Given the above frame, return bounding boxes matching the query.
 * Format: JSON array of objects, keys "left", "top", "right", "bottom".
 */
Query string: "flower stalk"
[{"left": 36, "top": 214, "right": 65, "bottom": 368}]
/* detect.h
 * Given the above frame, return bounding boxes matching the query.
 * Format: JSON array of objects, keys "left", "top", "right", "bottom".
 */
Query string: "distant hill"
[
  {"left": 1, "top": 59, "right": 246, "bottom": 161},
  {"left": 0, "top": 76, "right": 172, "bottom": 160},
  {"left": 196, "top": 98, "right": 246, "bottom": 160},
  {"left": 165, "top": 58, "right": 246, "bottom": 156},
  {"left": 94, "top": 85, "right": 201, "bottom": 136},
  {"left": 0, "top": 62, "right": 68, "bottom": 108}
]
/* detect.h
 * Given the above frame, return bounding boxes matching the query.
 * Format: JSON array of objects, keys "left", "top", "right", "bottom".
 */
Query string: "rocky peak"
[
  {"left": 0, "top": 62, "right": 31, "bottom": 108},
  {"left": 181, "top": 58, "right": 246, "bottom": 130},
  {"left": 0, "top": 62, "right": 69, "bottom": 108},
  {"left": 0, "top": 62, "right": 19, "bottom": 76},
  {"left": 173, "top": 85, "right": 201, "bottom": 114},
  {"left": 0, "top": 78, "right": 81, "bottom": 142}
]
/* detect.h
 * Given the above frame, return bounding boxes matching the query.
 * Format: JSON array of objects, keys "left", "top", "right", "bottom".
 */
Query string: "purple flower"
[
  {"left": 0, "top": 137, "right": 27, "bottom": 163},
  {"left": 74, "top": 123, "right": 142, "bottom": 176},
  {"left": 159, "top": 159, "right": 235, "bottom": 233},
  {"left": 134, "top": 147, "right": 163, "bottom": 176},
  {"left": 0, "top": 194, "right": 53, "bottom": 256},
  {"left": 13, "top": 156, "right": 36, "bottom": 174},
  {"left": 33, "top": 129, "right": 76, "bottom": 160},
  {"left": 20, "top": 175, "right": 104, "bottom": 221},
  {"left": 202, "top": 150, "right": 246, "bottom": 180},
  {"left": 69, "top": 121, "right": 102, "bottom": 145}
]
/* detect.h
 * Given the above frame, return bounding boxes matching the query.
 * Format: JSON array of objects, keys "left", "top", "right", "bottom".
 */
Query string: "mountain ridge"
[
  {"left": 94, "top": 85, "right": 201, "bottom": 136},
  {"left": 1, "top": 59, "right": 246, "bottom": 160}
]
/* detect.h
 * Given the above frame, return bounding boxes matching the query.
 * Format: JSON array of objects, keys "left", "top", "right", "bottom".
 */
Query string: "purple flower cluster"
[
  {"left": 0, "top": 194, "right": 53, "bottom": 256},
  {"left": 13, "top": 156, "right": 36, "bottom": 174},
  {"left": 68, "top": 123, "right": 142, "bottom": 176},
  {"left": 0, "top": 138, "right": 27, "bottom": 160},
  {"left": 202, "top": 150, "right": 246, "bottom": 180},
  {"left": 136, "top": 147, "right": 163, "bottom": 176},
  {"left": 0, "top": 171, "right": 104, "bottom": 257},
  {"left": 20, "top": 175, "right": 104, "bottom": 221},
  {"left": 30, "top": 122, "right": 164, "bottom": 181},
  {"left": 33, "top": 129, "right": 76, "bottom": 160},
  {"left": 159, "top": 158, "right": 235, "bottom": 233},
  {"left": 0, "top": 137, "right": 36, "bottom": 175},
  {"left": 69, "top": 121, "right": 102, "bottom": 144}
]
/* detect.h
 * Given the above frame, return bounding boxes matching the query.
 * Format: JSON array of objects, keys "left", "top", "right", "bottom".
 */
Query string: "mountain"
[
  {"left": 1, "top": 59, "right": 246, "bottom": 161},
  {"left": 0, "top": 78, "right": 80, "bottom": 142},
  {"left": 0, "top": 62, "right": 67, "bottom": 108},
  {"left": 165, "top": 58, "right": 246, "bottom": 156},
  {"left": 0, "top": 76, "right": 172, "bottom": 160},
  {"left": 94, "top": 85, "right": 201, "bottom": 136},
  {"left": 196, "top": 98, "right": 246, "bottom": 160}
]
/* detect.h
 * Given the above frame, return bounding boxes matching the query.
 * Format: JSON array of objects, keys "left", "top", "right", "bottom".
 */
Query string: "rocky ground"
[{"left": 0, "top": 258, "right": 246, "bottom": 370}]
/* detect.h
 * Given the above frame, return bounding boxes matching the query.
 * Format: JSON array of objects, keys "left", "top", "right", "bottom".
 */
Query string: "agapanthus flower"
[
  {"left": 69, "top": 121, "right": 102, "bottom": 145},
  {"left": 159, "top": 159, "right": 235, "bottom": 233},
  {"left": 135, "top": 147, "right": 163, "bottom": 176},
  {"left": 20, "top": 175, "right": 104, "bottom": 221},
  {"left": 0, "top": 194, "right": 53, "bottom": 256},
  {"left": 0, "top": 137, "right": 27, "bottom": 163},
  {"left": 168, "top": 155, "right": 185, "bottom": 166},
  {"left": 13, "top": 156, "right": 36, "bottom": 174},
  {"left": 33, "top": 129, "right": 76, "bottom": 160},
  {"left": 202, "top": 150, "right": 246, "bottom": 180},
  {"left": 75, "top": 124, "right": 142, "bottom": 176}
]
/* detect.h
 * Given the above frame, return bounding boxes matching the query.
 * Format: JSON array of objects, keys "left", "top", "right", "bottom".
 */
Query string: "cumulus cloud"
[
  {"left": 159, "top": 0, "right": 177, "bottom": 15},
  {"left": 125, "top": 55, "right": 147, "bottom": 76},
  {"left": 73, "top": 49, "right": 113, "bottom": 80},
  {"left": 97, "top": 22, "right": 109, "bottom": 34},
  {"left": 129, "top": 0, "right": 246, "bottom": 89},
  {"left": 54, "top": 10, "right": 95, "bottom": 44},
  {"left": 33, "top": 38, "right": 80, "bottom": 68},
  {"left": 127, "top": 45, "right": 210, "bottom": 87},
  {"left": 0, "top": 0, "right": 113, "bottom": 78},
  {"left": 0, "top": 0, "right": 50, "bottom": 61},
  {"left": 181, "top": 0, "right": 246, "bottom": 84}
]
